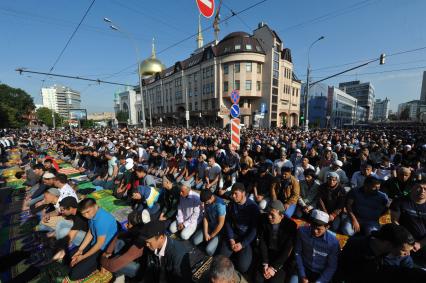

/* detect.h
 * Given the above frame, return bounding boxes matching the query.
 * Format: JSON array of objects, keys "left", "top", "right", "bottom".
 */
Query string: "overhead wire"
[
  {"left": 47, "top": 0, "right": 97, "bottom": 73},
  {"left": 101, "top": 0, "right": 271, "bottom": 79}
]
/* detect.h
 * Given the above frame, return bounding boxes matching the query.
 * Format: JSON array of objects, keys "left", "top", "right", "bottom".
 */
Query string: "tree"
[
  {"left": 0, "top": 83, "right": 35, "bottom": 128},
  {"left": 400, "top": 107, "right": 410, "bottom": 120},
  {"left": 116, "top": 111, "right": 129, "bottom": 123},
  {"left": 36, "top": 107, "right": 63, "bottom": 128},
  {"left": 81, "top": 119, "right": 95, "bottom": 128}
]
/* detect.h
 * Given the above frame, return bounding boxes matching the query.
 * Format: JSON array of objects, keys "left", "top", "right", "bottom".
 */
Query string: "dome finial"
[{"left": 151, "top": 38, "right": 156, "bottom": 59}]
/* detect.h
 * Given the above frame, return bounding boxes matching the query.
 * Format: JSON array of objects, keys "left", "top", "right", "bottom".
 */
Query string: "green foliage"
[
  {"left": 116, "top": 111, "right": 129, "bottom": 123},
  {"left": 0, "top": 83, "right": 35, "bottom": 128},
  {"left": 81, "top": 119, "right": 95, "bottom": 128},
  {"left": 36, "top": 107, "right": 63, "bottom": 128}
]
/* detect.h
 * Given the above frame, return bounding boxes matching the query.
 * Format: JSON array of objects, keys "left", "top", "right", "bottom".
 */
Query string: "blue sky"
[{"left": 1, "top": 0, "right": 425, "bottom": 113}]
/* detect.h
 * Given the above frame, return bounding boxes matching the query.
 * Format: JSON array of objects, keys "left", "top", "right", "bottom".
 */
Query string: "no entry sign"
[{"left": 196, "top": 0, "right": 215, "bottom": 18}]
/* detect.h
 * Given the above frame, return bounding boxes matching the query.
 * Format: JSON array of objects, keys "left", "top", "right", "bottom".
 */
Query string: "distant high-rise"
[
  {"left": 339, "top": 80, "right": 375, "bottom": 120},
  {"left": 373, "top": 98, "right": 390, "bottom": 121},
  {"left": 41, "top": 85, "right": 81, "bottom": 118},
  {"left": 420, "top": 71, "right": 426, "bottom": 103}
]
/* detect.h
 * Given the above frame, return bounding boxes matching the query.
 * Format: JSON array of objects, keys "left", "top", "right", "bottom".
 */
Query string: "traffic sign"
[
  {"left": 231, "top": 118, "right": 240, "bottom": 149},
  {"left": 230, "top": 90, "right": 240, "bottom": 104},
  {"left": 196, "top": 0, "right": 215, "bottom": 18},
  {"left": 230, "top": 104, "right": 240, "bottom": 118}
]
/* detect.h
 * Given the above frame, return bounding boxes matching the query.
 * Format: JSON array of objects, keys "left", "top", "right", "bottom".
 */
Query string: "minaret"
[
  {"left": 151, "top": 38, "right": 156, "bottom": 58},
  {"left": 196, "top": 14, "right": 204, "bottom": 49}
]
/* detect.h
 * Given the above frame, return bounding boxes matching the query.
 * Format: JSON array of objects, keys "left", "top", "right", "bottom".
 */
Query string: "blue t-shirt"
[
  {"left": 89, "top": 207, "right": 118, "bottom": 250},
  {"left": 348, "top": 187, "right": 389, "bottom": 222},
  {"left": 205, "top": 197, "right": 226, "bottom": 227}
]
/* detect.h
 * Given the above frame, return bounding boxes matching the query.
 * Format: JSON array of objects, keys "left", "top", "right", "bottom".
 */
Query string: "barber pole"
[{"left": 230, "top": 118, "right": 240, "bottom": 149}]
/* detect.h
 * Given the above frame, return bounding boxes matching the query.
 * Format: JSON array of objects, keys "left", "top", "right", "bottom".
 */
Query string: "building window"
[
  {"left": 257, "top": 63, "right": 262, "bottom": 74},
  {"left": 246, "top": 44, "right": 252, "bottom": 50},
  {"left": 210, "top": 82, "right": 214, "bottom": 94},
  {"left": 224, "top": 81, "right": 229, "bottom": 92},
  {"left": 224, "top": 64, "right": 229, "bottom": 74},
  {"left": 195, "top": 101, "right": 198, "bottom": 110},
  {"left": 245, "top": 80, "right": 252, "bottom": 91},
  {"left": 246, "top": 62, "right": 252, "bottom": 72},
  {"left": 235, "top": 44, "right": 241, "bottom": 50},
  {"left": 257, "top": 81, "right": 261, "bottom": 91},
  {"left": 235, "top": 80, "right": 240, "bottom": 90},
  {"left": 189, "top": 103, "right": 192, "bottom": 111},
  {"left": 235, "top": 63, "right": 240, "bottom": 73},
  {"left": 204, "top": 101, "right": 208, "bottom": 110}
]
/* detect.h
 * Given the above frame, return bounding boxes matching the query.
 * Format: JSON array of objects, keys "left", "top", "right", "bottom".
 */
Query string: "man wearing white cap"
[
  {"left": 290, "top": 209, "right": 339, "bottom": 283},
  {"left": 318, "top": 159, "right": 349, "bottom": 185},
  {"left": 114, "top": 158, "right": 135, "bottom": 199}
]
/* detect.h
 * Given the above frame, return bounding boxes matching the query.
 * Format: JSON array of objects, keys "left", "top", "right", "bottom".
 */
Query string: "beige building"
[
  {"left": 128, "top": 23, "right": 301, "bottom": 128},
  {"left": 87, "top": 112, "right": 116, "bottom": 121}
]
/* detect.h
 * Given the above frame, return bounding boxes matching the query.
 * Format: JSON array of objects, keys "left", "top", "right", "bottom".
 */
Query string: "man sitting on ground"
[
  {"left": 68, "top": 198, "right": 118, "bottom": 281},
  {"left": 169, "top": 180, "right": 202, "bottom": 240}
]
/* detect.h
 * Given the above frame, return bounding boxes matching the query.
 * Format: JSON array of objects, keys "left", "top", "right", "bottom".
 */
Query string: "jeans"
[
  {"left": 55, "top": 219, "right": 86, "bottom": 246},
  {"left": 28, "top": 194, "right": 44, "bottom": 207},
  {"left": 341, "top": 218, "right": 380, "bottom": 236},
  {"left": 169, "top": 221, "right": 197, "bottom": 240},
  {"left": 68, "top": 246, "right": 101, "bottom": 281},
  {"left": 219, "top": 240, "right": 253, "bottom": 273},
  {"left": 283, "top": 204, "right": 296, "bottom": 218},
  {"left": 192, "top": 229, "right": 220, "bottom": 256},
  {"left": 289, "top": 269, "right": 320, "bottom": 283}
]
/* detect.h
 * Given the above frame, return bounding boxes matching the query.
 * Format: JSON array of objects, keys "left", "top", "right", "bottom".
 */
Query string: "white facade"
[
  {"left": 339, "top": 80, "right": 375, "bottom": 121},
  {"left": 327, "top": 87, "right": 357, "bottom": 127},
  {"left": 114, "top": 87, "right": 138, "bottom": 125},
  {"left": 41, "top": 85, "right": 81, "bottom": 118},
  {"left": 373, "top": 98, "right": 390, "bottom": 121},
  {"left": 398, "top": 100, "right": 421, "bottom": 120}
]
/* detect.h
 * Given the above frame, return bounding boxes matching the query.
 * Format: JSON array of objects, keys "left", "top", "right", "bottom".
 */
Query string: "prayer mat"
[{"left": 62, "top": 269, "right": 113, "bottom": 283}]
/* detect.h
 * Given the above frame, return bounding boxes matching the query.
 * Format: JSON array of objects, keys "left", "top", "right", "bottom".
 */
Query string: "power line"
[
  {"left": 279, "top": 0, "right": 377, "bottom": 32},
  {"left": 102, "top": 0, "right": 270, "bottom": 79},
  {"left": 311, "top": 45, "right": 426, "bottom": 72},
  {"left": 222, "top": 2, "right": 252, "bottom": 31},
  {"left": 311, "top": 65, "right": 426, "bottom": 81},
  {"left": 48, "top": 0, "right": 97, "bottom": 73},
  {"left": 16, "top": 68, "right": 134, "bottom": 87}
]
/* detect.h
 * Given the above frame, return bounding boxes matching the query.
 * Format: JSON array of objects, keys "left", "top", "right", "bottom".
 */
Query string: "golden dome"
[
  {"left": 139, "top": 57, "right": 165, "bottom": 76},
  {"left": 139, "top": 38, "right": 165, "bottom": 76}
]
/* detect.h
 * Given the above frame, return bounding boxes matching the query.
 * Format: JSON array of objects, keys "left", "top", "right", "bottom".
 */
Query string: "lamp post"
[
  {"left": 304, "top": 36, "right": 325, "bottom": 132},
  {"left": 103, "top": 18, "right": 164, "bottom": 131},
  {"left": 103, "top": 18, "right": 143, "bottom": 129}
]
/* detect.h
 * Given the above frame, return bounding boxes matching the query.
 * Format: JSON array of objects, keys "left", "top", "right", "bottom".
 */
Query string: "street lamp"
[
  {"left": 103, "top": 18, "right": 164, "bottom": 131},
  {"left": 304, "top": 36, "right": 325, "bottom": 132}
]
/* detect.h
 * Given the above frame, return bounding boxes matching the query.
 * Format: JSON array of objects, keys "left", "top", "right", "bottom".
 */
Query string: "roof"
[
  {"left": 282, "top": 48, "right": 292, "bottom": 63},
  {"left": 216, "top": 32, "right": 265, "bottom": 56},
  {"left": 141, "top": 32, "right": 265, "bottom": 86}
]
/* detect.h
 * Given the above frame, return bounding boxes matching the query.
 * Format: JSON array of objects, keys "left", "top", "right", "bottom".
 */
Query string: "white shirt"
[
  {"left": 295, "top": 164, "right": 315, "bottom": 181},
  {"left": 273, "top": 159, "right": 293, "bottom": 174},
  {"left": 155, "top": 236, "right": 168, "bottom": 258},
  {"left": 55, "top": 183, "right": 78, "bottom": 210}
]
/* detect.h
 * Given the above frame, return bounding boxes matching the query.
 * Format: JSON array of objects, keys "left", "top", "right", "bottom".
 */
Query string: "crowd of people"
[{"left": 1, "top": 125, "right": 426, "bottom": 283}]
